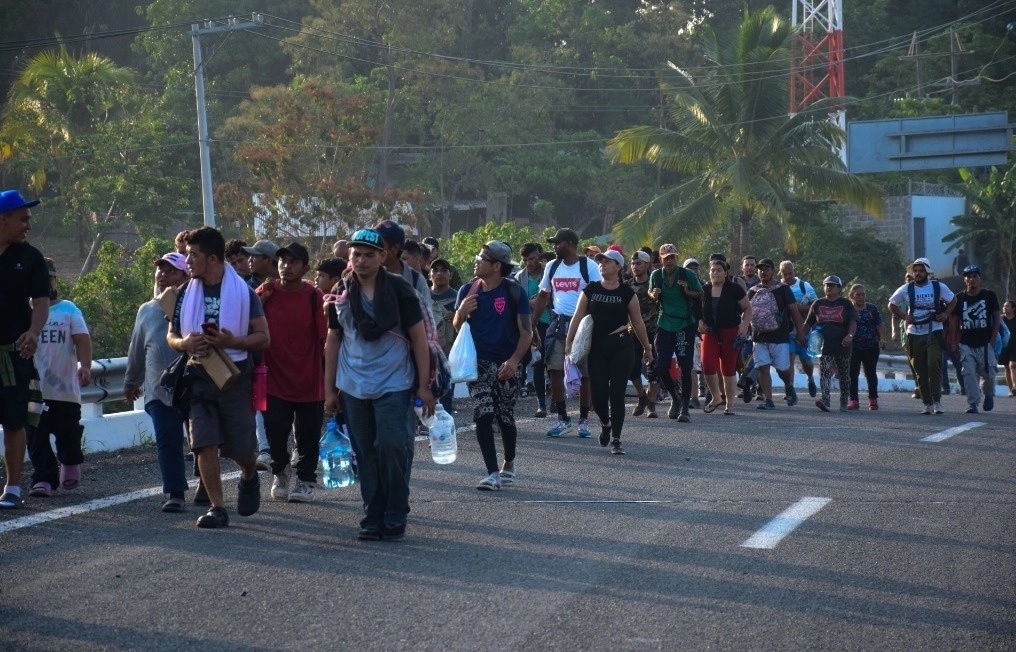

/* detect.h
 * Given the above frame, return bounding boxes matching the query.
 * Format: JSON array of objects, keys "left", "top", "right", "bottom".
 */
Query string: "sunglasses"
[{"left": 475, "top": 254, "right": 496, "bottom": 264}]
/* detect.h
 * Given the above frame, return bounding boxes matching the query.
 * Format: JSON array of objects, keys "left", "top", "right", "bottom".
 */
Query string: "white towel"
[{"left": 179, "top": 264, "right": 251, "bottom": 361}]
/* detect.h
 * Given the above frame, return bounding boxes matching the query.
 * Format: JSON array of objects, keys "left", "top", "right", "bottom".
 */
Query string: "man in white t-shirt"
[
  {"left": 531, "top": 228, "right": 601, "bottom": 437},
  {"left": 888, "top": 258, "right": 956, "bottom": 415},
  {"left": 26, "top": 258, "right": 92, "bottom": 497}
]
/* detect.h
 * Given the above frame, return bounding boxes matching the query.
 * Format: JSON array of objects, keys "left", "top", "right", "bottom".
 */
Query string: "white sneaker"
[
  {"left": 270, "top": 469, "right": 290, "bottom": 501},
  {"left": 933, "top": 401, "right": 944, "bottom": 415},
  {"left": 255, "top": 450, "right": 271, "bottom": 471},
  {"left": 288, "top": 481, "right": 314, "bottom": 503},
  {"left": 476, "top": 472, "right": 501, "bottom": 491},
  {"left": 921, "top": 403, "right": 932, "bottom": 415}
]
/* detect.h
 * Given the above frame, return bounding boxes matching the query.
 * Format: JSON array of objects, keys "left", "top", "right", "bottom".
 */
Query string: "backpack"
[
  {"left": 548, "top": 256, "right": 590, "bottom": 285},
  {"left": 749, "top": 284, "right": 784, "bottom": 333},
  {"left": 463, "top": 277, "right": 525, "bottom": 316},
  {"left": 906, "top": 280, "right": 942, "bottom": 324},
  {"left": 408, "top": 288, "right": 452, "bottom": 399}
]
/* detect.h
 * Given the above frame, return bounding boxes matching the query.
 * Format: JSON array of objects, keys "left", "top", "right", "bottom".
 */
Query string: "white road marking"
[
  {"left": 0, "top": 472, "right": 240, "bottom": 535},
  {"left": 741, "top": 496, "right": 831, "bottom": 549},
  {"left": 921, "top": 421, "right": 986, "bottom": 443}
]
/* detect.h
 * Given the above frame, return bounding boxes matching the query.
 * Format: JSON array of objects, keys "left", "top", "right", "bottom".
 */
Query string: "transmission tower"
[{"left": 791, "top": 0, "right": 846, "bottom": 156}]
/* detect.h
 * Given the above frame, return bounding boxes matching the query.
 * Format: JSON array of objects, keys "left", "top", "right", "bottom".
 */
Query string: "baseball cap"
[
  {"left": 483, "top": 240, "right": 517, "bottom": 266},
  {"left": 44, "top": 257, "right": 57, "bottom": 275},
  {"left": 659, "top": 244, "right": 679, "bottom": 259},
  {"left": 607, "top": 244, "right": 625, "bottom": 255},
  {"left": 962, "top": 264, "right": 982, "bottom": 276},
  {"left": 422, "top": 236, "right": 439, "bottom": 248},
  {"left": 242, "top": 240, "right": 279, "bottom": 258},
  {"left": 547, "top": 228, "right": 579, "bottom": 244},
  {"left": 373, "top": 219, "right": 406, "bottom": 247},
  {"left": 631, "top": 251, "right": 651, "bottom": 264},
  {"left": 683, "top": 258, "right": 699, "bottom": 268},
  {"left": 277, "top": 242, "right": 310, "bottom": 264},
  {"left": 583, "top": 245, "right": 602, "bottom": 256},
  {"left": 594, "top": 250, "right": 626, "bottom": 267},
  {"left": 155, "top": 252, "right": 188, "bottom": 272},
  {"left": 756, "top": 258, "right": 776, "bottom": 269},
  {"left": 0, "top": 189, "right": 40, "bottom": 213},
  {"left": 350, "top": 228, "right": 385, "bottom": 251},
  {"left": 823, "top": 275, "right": 843, "bottom": 286},
  {"left": 911, "top": 257, "right": 931, "bottom": 270},
  {"left": 430, "top": 258, "right": 452, "bottom": 272},
  {"left": 315, "top": 257, "right": 346, "bottom": 277}
]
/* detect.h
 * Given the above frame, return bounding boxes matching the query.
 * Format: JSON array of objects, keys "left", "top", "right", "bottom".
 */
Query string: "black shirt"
[
  {"left": 957, "top": 289, "right": 1000, "bottom": 348},
  {"left": 582, "top": 281, "right": 635, "bottom": 341},
  {"left": 0, "top": 242, "right": 49, "bottom": 345}
]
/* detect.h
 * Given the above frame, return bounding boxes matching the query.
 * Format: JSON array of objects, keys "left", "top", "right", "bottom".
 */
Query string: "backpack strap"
[{"left": 578, "top": 256, "right": 590, "bottom": 284}]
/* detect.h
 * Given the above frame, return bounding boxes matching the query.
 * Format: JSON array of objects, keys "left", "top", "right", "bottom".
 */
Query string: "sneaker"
[
  {"left": 921, "top": 403, "right": 932, "bottom": 415},
  {"left": 677, "top": 408, "right": 690, "bottom": 423},
  {"left": 965, "top": 404, "right": 978, "bottom": 414},
  {"left": 741, "top": 385, "right": 753, "bottom": 403},
  {"left": 357, "top": 527, "right": 383, "bottom": 541},
  {"left": 499, "top": 461, "right": 515, "bottom": 485},
  {"left": 534, "top": 407, "right": 547, "bottom": 418},
  {"left": 546, "top": 419, "right": 573, "bottom": 437},
  {"left": 816, "top": 398, "right": 831, "bottom": 412},
  {"left": 846, "top": 400, "right": 859, "bottom": 411},
  {"left": 632, "top": 394, "right": 648, "bottom": 417},
  {"left": 415, "top": 423, "right": 429, "bottom": 441},
  {"left": 381, "top": 523, "right": 406, "bottom": 540},
  {"left": 1009, "top": 388, "right": 1016, "bottom": 397},
  {"left": 807, "top": 377, "right": 817, "bottom": 398},
  {"left": 868, "top": 398, "right": 879, "bottom": 411},
  {"left": 933, "top": 401, "right": 944, "bottom": 415},
  {"left": 646, "top": 403, "right": 658, "bottom": 418},
  {"left": 196, "top": 506, "right": 229, "bottom": 529},
  {"left": 912, "top": 390, "right": 922, "bottom": 400},
  {"left": 668, "top": 401, "right": 681, "bottom": 419},
  {"left": 599, "top": 424, "right": 611, "bottom": 447},
  {"left": 577, "top": 419, "right": 591, "bottom": 438},
  {"left": 270, "top": 469, "right": 290, "bottom": 501},
  {"left": 29, "top": 481, "right": 53, "bottom": 498},
  {"left": 162, "top": 497, "right": 185, "bottom": 513},
  {"left": 236, "top": 473, "right": 261, "bottom": 516},
  {"left": 476, "top": 472, "right": 501, "bottom": 491},
  {"left": 255, "top": 450, "right": 271, "bottom": 471},
  {"left": 688, "top": 397, "right": 701, "bottom": 410},
  {"left": 193, "top": 480, "right": 211, "bottom": 506},
  {"left": 983, "top": 395, "right": 994, "bottom": 412},
  {"left": 786, "top": 387, "right": 799, "bottom": 407},
  {"left": 839, "top": 399, "right": 849, "bottom": 412},
  {"left": 59, "top": 464, "right": 80, "bottom": 490},
  {"left": 756, "top": 399, "right": 776, "bottom": 410},
  {"left": 610, "top": 439, "right": 626, "bottom": 455},
  {"left": 289, "top": 481, "right": 314, "bottom": 502},
  {"left": 0, "top": 492, "right": 24, "bottom": 509}
]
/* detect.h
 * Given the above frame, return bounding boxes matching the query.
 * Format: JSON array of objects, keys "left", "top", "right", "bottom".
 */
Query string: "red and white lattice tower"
[{"left": 791, "top": 0, "right": 846, "bottom": 160}]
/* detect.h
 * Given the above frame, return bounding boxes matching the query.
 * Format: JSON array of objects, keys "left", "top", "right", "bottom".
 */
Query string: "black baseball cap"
[
  {"left": 277, "top": 242, "right": 310, "bottom": 264},
  {"left": 757, "top": 258, "right": 776, "bottom": 269},
  {"left": 547, "top": 228, "right": 579, "bottom": 244}
]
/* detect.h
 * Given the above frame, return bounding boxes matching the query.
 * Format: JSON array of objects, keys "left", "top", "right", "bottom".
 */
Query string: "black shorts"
[
  {"left": 188, "top": 358, "right": 256, "bottom": 462},
  {"left": 0, "top": 355, "right": 37, "bottom": 431}
]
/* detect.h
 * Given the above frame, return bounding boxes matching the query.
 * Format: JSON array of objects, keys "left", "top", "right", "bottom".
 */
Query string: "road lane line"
[
  {"left": 921, "top": 421, "right": 986, "bottom": 443},
  {"left": 741, "top": 496, "right": 831, "bottom": 549},
  {"left": 0, "top": 472, "right": 240, "bottom": 536}
]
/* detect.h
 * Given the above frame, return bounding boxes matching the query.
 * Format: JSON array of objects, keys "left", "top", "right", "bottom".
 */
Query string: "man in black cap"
[
  {"left": 531, "top": 228, "right": 601, "bottom": 438},
  {"left": 0, "top": 190, "right": 50, "bottom": 509},
  {"left": 373, "top": 220, "right": 435, "bottom": 318},
  {"left": 951, "top": 264, "right": 1001, "bottom": 414},
  {"left": 746, "top": 258, "right": 805, "bottom": 411}
]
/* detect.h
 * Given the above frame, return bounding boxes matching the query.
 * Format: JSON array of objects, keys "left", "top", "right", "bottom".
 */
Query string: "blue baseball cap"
[
  {"left": 350, "top": 229, "right": 385, "bottom": 251},
  {"left": 372, "top": 219, "right": 405, "bottom": 247},
  {"left": 0, "top": 189, "right": 40, "bottom": 213},
  {"left": 962, "top": 264, "right": 981, "bottom": 276}
]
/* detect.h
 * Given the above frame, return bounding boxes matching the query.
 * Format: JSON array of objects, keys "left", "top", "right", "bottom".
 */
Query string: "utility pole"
[
  {"left": 191, "top": 14, "right": 264, "bottom": 228},
  {"left": 901, "top": 28, "right": 976, "bottom": 104}
]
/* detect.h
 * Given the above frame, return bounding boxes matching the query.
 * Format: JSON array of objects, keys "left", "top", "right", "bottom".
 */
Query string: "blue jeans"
[
  {"left": 145, "top": 400, "right": 189, "bottom": 495},
  {"left": 341, "top": 389, "right": 415, "bottom": 529}
]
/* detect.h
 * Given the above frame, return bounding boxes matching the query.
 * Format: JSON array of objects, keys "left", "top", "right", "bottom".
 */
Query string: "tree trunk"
[
  {"left": 80, "top": 228, "right": 106, "bottom": 276},
  {"left": 737, "top": 207, "right": 753, "bottom": 261}
]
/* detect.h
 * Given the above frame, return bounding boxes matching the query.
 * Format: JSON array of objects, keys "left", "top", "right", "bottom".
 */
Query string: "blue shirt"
[{"left": 456, "top": 279, "right": 531, "bottom": 364}]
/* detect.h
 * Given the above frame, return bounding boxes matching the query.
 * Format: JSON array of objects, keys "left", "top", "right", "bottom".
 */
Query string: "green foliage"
[
  {"left": 946, "top": 165, "right": 1016, "bottom": 298},
  {"left": 444, "top": 222, "right": 554, "bottom": 284},
  {"left": 69, "top": 237, "right": 172, "bottom": 359}
]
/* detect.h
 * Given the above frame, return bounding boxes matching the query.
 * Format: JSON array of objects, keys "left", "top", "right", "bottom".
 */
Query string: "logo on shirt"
[
  {"left": 817, "top": 304, "right": 845, "bottom": 323},
  {"left": 553, "top": 277, "right": 580, "bottom": 293},
  {"left": 493, "top": 296, "right": 506, "bottom": 314}
]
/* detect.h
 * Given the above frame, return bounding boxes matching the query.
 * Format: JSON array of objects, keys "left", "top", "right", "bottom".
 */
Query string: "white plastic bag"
[
  {"left": 570, "top": 315, "right": 594, "bottom": 366},
  {"left": 448, "top": 322, "right": 478, "bottom": 383}
]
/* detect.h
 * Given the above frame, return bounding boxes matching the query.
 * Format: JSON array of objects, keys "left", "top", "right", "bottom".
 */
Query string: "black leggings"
[
  {"left": 849, "top": 346, "right": 879, "bottom": 400},
  {"left": 588, "top": 332, "right": 636, "bottom": 439}
]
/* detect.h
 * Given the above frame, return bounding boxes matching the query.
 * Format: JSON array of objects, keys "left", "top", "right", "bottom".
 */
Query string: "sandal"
[
  {"left": 703, "top": 402, "right": 722, "bottom": 414},
  {"left": 723, "top": 408, "right": 735, "bottom": 415},
  {"left": 60, "top": 464, "right": 81, "bottom": 490}
]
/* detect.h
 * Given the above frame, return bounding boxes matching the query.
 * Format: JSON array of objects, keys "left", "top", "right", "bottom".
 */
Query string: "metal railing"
[{"left": 81, "top": 358, "right": 129, "bottom": 404}]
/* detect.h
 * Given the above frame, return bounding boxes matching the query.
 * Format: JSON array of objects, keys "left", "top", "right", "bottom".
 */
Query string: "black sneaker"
[
  {"left": 358, "top": 527, "right": 383, "bottom": 541},
  {"left": 688, "top": 397, "right": 701, "bottom": 410},
  {"left": 741, "top": 384, "right": 753, "bottom": 403},
  {"left": 610, "top": 439, "right": 626, "bottom": 455},
  {"left": 816, "top": 398, "right": 831, "bottom": 412},
  {"left": 677, "top": 408, "right": 691, "bottom": 423},
  {"left": 756, "top": 399, "right": 776, "bottom": 410},
  {"left": 632, "top": 394, "right": 648, "bottom": 417},
  {"left": 599, "top": 425, "right": 611, "bottom": 447},
  {"left": 807, "top": 378, "right": 817, "bottom": 398},
  {"left": 786, "top": 387, "right": 799, "bottom": 407},
  {"left": 196, "top": 506, "right": 229, "bottom": 529},
  {"left": 236, "top": 473, "right": 261, "bottom": 517},
  {"left": 382, "top": 523, "right": 406, "bottom": 541},
  {"left": 193, "top": 480, "right": 211, "bottom": 506},
  {"left": 668, "top": 401, "right": 681, "bottom": 419}
]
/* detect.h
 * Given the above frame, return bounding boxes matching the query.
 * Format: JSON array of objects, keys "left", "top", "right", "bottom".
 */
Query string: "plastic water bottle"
[
  {"left": 428, "top": 404, "right": 457, "bottom": 464},
  {"left": 252, "top": 363, "right": 268, "bottom": 412},
  {"left": 414, "top": 397, "right": 437, "bottom": 428},
  {"left": 319, "top": 418, "right": 356, "bottom": 488},
  {"left": 807, "top": 325, "right": 823, "bottom": 359}
]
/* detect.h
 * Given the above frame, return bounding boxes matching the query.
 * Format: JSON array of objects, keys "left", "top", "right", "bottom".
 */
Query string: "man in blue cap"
[{"left": 0, "top": 190, "right": 51, "bottom": 509}]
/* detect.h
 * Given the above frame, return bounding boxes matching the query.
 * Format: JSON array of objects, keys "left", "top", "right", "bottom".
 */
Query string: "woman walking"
[
  {"left": 565, "top": 250, "right": 652, "bottom": 455},
  {"left": 846, "top": 284, "right": 886, "bottom": 410},
  {"left": 1001, "top": 300, "right": 1016, "bottom": 396},
  {"left": 805, "top": 275, "right": 857, "bottom": 412},
  {"left": 697, "top": 259, "right": 751, "bottom": 415}
]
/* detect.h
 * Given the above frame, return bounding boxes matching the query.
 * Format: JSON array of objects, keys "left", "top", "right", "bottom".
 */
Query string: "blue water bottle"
[
  {"left": 319, "top": 417, "right": 356, "bottom": 488},
  {"left": 807, "top": 324, "right": 823, "bottom": 359}
]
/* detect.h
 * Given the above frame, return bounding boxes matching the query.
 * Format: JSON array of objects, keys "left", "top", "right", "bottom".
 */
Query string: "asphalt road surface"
[{"left": 1, "top": 390, "right": 1014, "bottom": 651}]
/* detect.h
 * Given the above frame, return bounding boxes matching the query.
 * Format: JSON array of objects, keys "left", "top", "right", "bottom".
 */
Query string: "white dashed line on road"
[
  {"left": 741, "top": 496, "right": 832, "bottom": 549},
  {"left": 920, "top": 421, "right": 986, "bottom": 443}
]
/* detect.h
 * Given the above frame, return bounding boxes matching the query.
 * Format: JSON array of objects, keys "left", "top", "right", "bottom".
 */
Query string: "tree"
[
  {"left": 606, "top": 6, "right": 883, "bottom": 259},
  {"left": 945, "top": 165, "right": 1016, "bottom": 298}
]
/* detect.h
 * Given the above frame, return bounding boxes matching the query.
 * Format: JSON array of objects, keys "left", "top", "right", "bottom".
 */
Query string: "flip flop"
[
  {"left": 60, "top": 464, "right": 81, "bottom": 490},
  {"left": 703, "top": 402, "right": 722, "bottom": 414},
  {"left": 723, "top": 408, "right": 735, "bottom": 415}
]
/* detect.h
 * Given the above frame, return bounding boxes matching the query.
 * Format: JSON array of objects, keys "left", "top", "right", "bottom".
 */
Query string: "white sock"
[{"left": 4, "top": 485, "right": 22, "bottom": 497}]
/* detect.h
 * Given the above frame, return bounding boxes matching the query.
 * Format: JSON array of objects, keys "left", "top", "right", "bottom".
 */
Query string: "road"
[{"left": 1, "top": 391, "right": 1014, "bottom": 651}]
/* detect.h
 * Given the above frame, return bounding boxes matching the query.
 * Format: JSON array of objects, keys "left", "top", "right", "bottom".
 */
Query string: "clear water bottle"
[
  {"left": 414, "top": 397, "right": 437, "bottom": 428},
  {"left": 807, "top": 325, "right": 823, "bottom": 359},
  {"left": 428, "top": 404, "right": 457, "bottom": 464},
  {"left": 319, "top": 418, "right": 356, "bottom": 488}
]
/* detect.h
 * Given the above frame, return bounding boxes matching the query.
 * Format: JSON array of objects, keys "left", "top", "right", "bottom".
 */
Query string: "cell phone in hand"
[{"left": 201, "top": 322, "right": 219, "bottom": 336}]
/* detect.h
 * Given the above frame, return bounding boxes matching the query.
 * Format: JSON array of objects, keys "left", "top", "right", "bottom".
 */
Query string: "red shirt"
[{"left": 261, "top": 282, "right": 327, "bottom": 402}]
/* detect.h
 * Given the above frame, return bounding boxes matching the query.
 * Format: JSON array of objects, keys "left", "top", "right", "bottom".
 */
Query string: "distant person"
[
  {"left": 515, "top": 243, "right": 550, "bottom": 417},
  {"left": 125, "top": 253, "right": 192, "bottom": 512},
  {"left": 804, "top": 276, "right": 857, "bottom": 412},
  {"left": 26, "top": 258, "right": 93, "bottom": 498},
  {"left": 174, "top": 230, "right": 190, "bottom": 255},
  {"left": 747, "top": 259, "right": 805, "bottom": 410},
  {"left": 242, "top": 239, "right": 280, "bottom": 288},
  {"left": 401, "top": 239, "right": 426, "bottom": 272},
  {"left": 224, "top": 239, "right": 251, "bottom": 277},
  {"left": 736, "top": 255, "right": 760, "bottom": 290},
  {"left": 0, "top": 189, "right": 49, "bottom": 510},
  {"left": 845, "top": 284, "right": 886, "bottom": 411},
  {"left": 951, "top": 265, "right": 1000, "bottom": 414},
  {"left": 168, "top": 226, "right": 269, "bottom": 528},
  {"left": 698, "top": 259, "right": 751, "bottom": 416},
  {"left": 332, "top": 239, "right": 349, "bottom": 260},
  {"left": 952, "top": 248, "right": 970, "bottom": 277},
  {"left": 780, "top": 260, "right": 819, "bottom": 399},
  {"left": 314, "top": 257, "right": 346, "bottom": 294},
  {"left": 627, "top": 250, "right": 659, "bottom": 418},
  {"left": 1000, "top": 300, "right": 1016, "bottom": 397},
  {"left": 430, "top": 258, "right": 458, "bottom": 414}
]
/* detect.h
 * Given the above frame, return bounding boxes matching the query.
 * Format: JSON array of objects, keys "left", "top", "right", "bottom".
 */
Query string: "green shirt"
[{"left": 650, "top": 266, "right": 702, "bottom": 332}]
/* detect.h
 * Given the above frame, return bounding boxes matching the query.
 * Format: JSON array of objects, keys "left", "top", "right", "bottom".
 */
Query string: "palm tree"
[
  {"left": 945, "top": 165, "right": 1016, "bottom": 298},
  {"left": 606, "top": 6, "right": 881, "bottom": 259}
]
